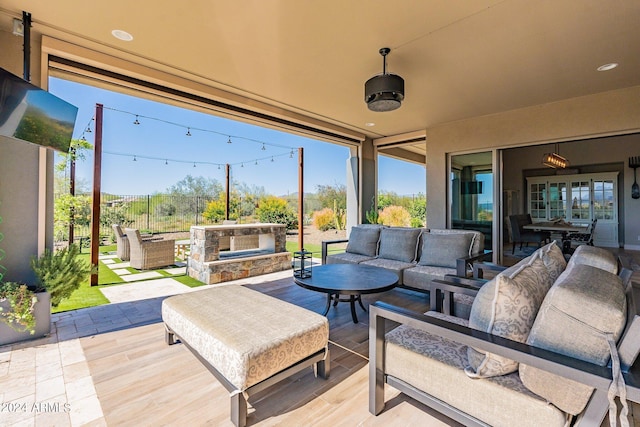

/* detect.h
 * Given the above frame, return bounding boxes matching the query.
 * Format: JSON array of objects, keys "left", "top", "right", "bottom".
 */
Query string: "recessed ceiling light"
[
  {"left": 111, "top": 29, "right": 133, "bottom": 41},
  {"left": 365, "top": 122, "right": 375, "bottom": 127},
  {"left": 597, "top": 63, "right": 618, "bottom": 72}
]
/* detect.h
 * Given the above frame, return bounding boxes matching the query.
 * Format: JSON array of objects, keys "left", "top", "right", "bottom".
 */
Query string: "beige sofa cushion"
[
  {"left": 385, "top": 316, "right": 567, "bottom": 427},
  {"left": 519, "top": 263, "right": 626, "bottom": 415},
  {"left": 466, "top": 257, "right": 552, "bottom": 378},
  {"left": 567, "top": 244, "right": 618, "bottom": 274},
  {"left": 418, "top": 232, "right": 474, "bottom": 268}
]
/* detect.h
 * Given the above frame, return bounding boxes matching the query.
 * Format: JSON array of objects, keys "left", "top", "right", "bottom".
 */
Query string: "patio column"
[{"left": 346, "top": 138, "right": 376, "bottom": 233}]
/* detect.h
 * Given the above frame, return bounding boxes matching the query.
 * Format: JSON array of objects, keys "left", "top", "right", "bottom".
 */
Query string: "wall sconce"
[{"left": 293, "top": 250, "right": 312, "bottom": 278}]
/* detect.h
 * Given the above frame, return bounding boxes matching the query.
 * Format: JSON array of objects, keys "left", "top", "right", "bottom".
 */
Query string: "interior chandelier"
[
  {"left": 542, "top": 143, "right": 569, "bottom": 168},
  {"left": 365, "top": 48, "right": 405, "bottom": 112}
]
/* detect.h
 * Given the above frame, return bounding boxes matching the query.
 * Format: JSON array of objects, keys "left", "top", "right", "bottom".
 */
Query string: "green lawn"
[{"left": 52, "top": 245, "right": 206, "bottom": 313}]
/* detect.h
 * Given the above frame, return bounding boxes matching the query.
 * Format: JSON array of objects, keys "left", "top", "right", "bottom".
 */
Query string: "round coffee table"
[{"left": 293, "top": 264, "right": 399, "bottom": 323}]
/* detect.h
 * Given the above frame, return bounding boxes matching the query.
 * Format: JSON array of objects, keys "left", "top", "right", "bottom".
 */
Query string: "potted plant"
[
  {"left": 0, "top": 282, "right": 51, "bottom": 346},
  {"left": 0, "top": 244, "right": 94, "bottom": 346}
]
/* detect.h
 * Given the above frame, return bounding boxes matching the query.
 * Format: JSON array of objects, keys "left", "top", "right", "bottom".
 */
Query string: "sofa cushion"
[
  {"left": 325, "top": 252, "right": 375, "bottom": 265},
  {"left": 567, "top": 244, "right": 618, "bottom": 274},
  {"left": 360, "top": 258, "right": 412, "bottom": 285},
  {"left": 345, "top": 226, "right": 382, "bottom": 256},
  {"left": 385, "top": 319, "right": 567, "bottom": 427},
  {"left": 403, "top": 265, "right": 457, "bottom": 291},
  {"left": 418, "top": 232, "right": 474, "bottom": 268},
  {"left": 466, "top": 257, "right": 552, "bottom": 378},
  {"left": 519, "top": 263, "right": 626, "bottom": 415},
  {"left": 377, "top": 227, "right": 422, "bottom": 263}
]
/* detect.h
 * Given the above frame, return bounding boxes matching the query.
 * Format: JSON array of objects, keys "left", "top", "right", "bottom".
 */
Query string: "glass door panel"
[
  {"left": 570, "top": 181, "right": 590, "bottom": 220},
  {"left": 593, "top": 179, "right": 615, "bottom": 220},
  {"left": 548, "top": 182, "right": 566, "bottom": 219},
  {"left": 450, "top": 152, "right": 493, "bottom": 249},
  {"left": 529, "top": 182, "right": 547, "bottom": 220}
]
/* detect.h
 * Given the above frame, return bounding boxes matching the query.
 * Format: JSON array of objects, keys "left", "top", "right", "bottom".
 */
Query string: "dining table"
[
  {"left": 523, "top": 221, "right": 588, "bottom": 236},
  {"left": 523, "top": 221, "right": 589, "bottom": 254}
]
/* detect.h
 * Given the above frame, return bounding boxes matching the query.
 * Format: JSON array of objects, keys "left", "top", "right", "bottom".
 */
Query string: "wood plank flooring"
[{"left": 81, "top": 278, "right": 462, "bottom": 426}]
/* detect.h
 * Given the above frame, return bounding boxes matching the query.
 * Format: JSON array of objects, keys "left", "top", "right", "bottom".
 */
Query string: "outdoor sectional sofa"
[
  {"left": 321, "top": 225, "right": 489, "bottom": 294},
  {"left": 370, "top": 242, "right": 640, "bottom": 427}
]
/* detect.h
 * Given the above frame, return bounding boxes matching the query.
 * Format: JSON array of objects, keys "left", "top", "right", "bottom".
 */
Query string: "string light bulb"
[
  {"left": 227, "top": 136, "right": 232, "bottom": 144},
  {"left": 289, "top": 150, "right": 294, "bottom": 158},
  {"left": 261, "top": 143, "right": 266, "bottom": 150},
  {"left": 133, "top": 155, "right": 137, "bottom": 161},
  {"left": 85, "top": 125, "right": 92, "bottom": 133},
  {"left": 165, "top": 159, "right": 168, "bottom": 165},
  {"left": 133, "top": 115, "right": 140, "bottom": 125},
  {"left": 193, "top": 162, "right": 196, "bottom": 168},
  {"left": 81, "top": 135, "right": 86, "bottom": 141},
  {"left": 271, "top": 157, "right": 274, "bottom": 162},
  {"left": 255, "top": 161, "right": 258, "bottom": 165},
  {"left": 186, "top": 128, "right": 192, "bottom": 137}
]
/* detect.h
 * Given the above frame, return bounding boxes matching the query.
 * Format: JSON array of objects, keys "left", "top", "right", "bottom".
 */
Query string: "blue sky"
[{"left": 49, "top": 78, "right": 426, "bottom": 196}]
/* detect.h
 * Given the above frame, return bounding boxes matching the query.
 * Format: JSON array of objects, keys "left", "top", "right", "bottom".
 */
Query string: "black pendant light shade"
[{"left": 365, "top": 48, "right": 404, "bottom": 112}]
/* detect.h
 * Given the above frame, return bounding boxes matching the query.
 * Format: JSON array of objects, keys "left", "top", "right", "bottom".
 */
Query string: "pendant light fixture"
[
  {"left": 365, "top": 48, "right": 405, "bottom": 112},
  {"left": 542, "top": 143, "right": 569, "bottom": 169}
]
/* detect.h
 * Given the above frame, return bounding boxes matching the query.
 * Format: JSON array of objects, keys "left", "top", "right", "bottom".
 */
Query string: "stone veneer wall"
[{"left": 187, "top": 223, "right": 290, "bottom": 284}]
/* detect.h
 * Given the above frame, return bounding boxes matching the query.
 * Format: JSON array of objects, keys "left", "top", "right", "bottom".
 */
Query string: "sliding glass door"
[{"left": 450, "top": 152, "right": 494, "bottom": 249}]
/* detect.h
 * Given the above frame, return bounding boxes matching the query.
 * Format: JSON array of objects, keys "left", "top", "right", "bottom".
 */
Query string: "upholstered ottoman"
[{"left": 162, "top": 285, "right": 330, "bottom": 427}]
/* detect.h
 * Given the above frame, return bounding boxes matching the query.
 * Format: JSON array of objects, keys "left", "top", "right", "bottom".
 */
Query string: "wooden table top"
[{"left": 523, "top": 221, "right": 588, "bottom": 232}]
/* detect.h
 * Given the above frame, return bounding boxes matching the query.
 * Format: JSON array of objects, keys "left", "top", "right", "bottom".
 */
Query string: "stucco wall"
[
  {"left": 0, "top": 25, "right": 50, "bottom": 284},
  {"left": 426, "top": 85, "right": 640, "bottom": 249}
]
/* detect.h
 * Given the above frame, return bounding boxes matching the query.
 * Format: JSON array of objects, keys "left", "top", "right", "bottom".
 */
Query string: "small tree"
[
  {"left": 255, "top": 196, "right": 298, "bottom": 230},
  {"left": 31, "top": 244, "right": 95, "bottom": 307}
]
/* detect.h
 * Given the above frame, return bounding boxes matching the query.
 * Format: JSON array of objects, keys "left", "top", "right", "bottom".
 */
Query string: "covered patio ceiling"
[{"left": 1, "top": 1, "right": 639, "bottom": 161}]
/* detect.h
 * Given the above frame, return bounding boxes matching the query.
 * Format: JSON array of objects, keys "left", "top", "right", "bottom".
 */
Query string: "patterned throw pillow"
[
  {"left": 377, "top": 227, "right": 423, "bottom": 263},
  {"left": 418, "top": 232, "right": 474, "bottom": 268},
  {"left": 466, "top": 257, "right": 552, "bottom": 378},
  {"left": 537, "top": 241, "right": 567, "bottom": 282},
  {"left": 345, "top": 226, "right": 382, "bottom": 256}
]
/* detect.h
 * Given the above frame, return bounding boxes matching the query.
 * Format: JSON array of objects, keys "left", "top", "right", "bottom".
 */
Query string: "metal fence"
[{"left": 56, "top": 193, "right": 224, "bottom": 242}]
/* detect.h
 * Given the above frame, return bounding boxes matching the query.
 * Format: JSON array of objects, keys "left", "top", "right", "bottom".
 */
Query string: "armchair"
[
  {"left": 112, "top": 224, "right": 130, "bottom": 261},
  {"left": 125, "top": 228, "right": 175, "bottom": 270}
]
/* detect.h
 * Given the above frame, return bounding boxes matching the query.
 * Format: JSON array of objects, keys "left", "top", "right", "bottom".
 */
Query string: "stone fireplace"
[{"left": 187, "top": 223, "right": 291, "bottom": 284}]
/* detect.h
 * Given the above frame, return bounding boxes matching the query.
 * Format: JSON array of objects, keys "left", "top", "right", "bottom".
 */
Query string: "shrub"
[
  {"left": 31, "top": 244, "right": 96, "bottom": 307},
  {"left": 378, "top": 205, "right": 411, "bottom": 227},
  {"left": 203, "top": 199, "right": 226, "bottom": 223},
  {"left": 256, "top": 196, "right": 298, "bottom": 230},
  {"left": 313, "top": 208, "right": 335, "bottom": 231},
  {"left": 410, "top": 217, "right": 424, "bottom": 228}
]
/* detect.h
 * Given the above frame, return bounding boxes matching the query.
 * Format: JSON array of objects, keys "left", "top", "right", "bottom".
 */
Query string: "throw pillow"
[
  {"left": 536, "top": 241, "right": 567, "bottom": 283},
  {"left": 418, "top": 232, "right": 474, "bottom": 268},
  {"left": 345, "top": 226, "right": 382, "bottom": 257},
  {"left": 377, "top": 228, "right": 422, "bottom": 263},
  {"left": 466, "top": 257, "right": 551, "bottom": 378},
  {"left": 519, "top": 264, "right": 626, "bottom": 415}
]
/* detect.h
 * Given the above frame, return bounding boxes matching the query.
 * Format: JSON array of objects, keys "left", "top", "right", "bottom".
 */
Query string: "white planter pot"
[{"left": 0, "top": 291, "right": 51, "bottom": 346}]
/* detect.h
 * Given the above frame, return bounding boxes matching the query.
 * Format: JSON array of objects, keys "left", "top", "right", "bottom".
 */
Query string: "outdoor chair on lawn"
[
  {"left": 125, "top": 228, "right": 175, "bottom": 270},
  {"left": 112, "top": 224, "right": 131, "bottom": 261}
]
